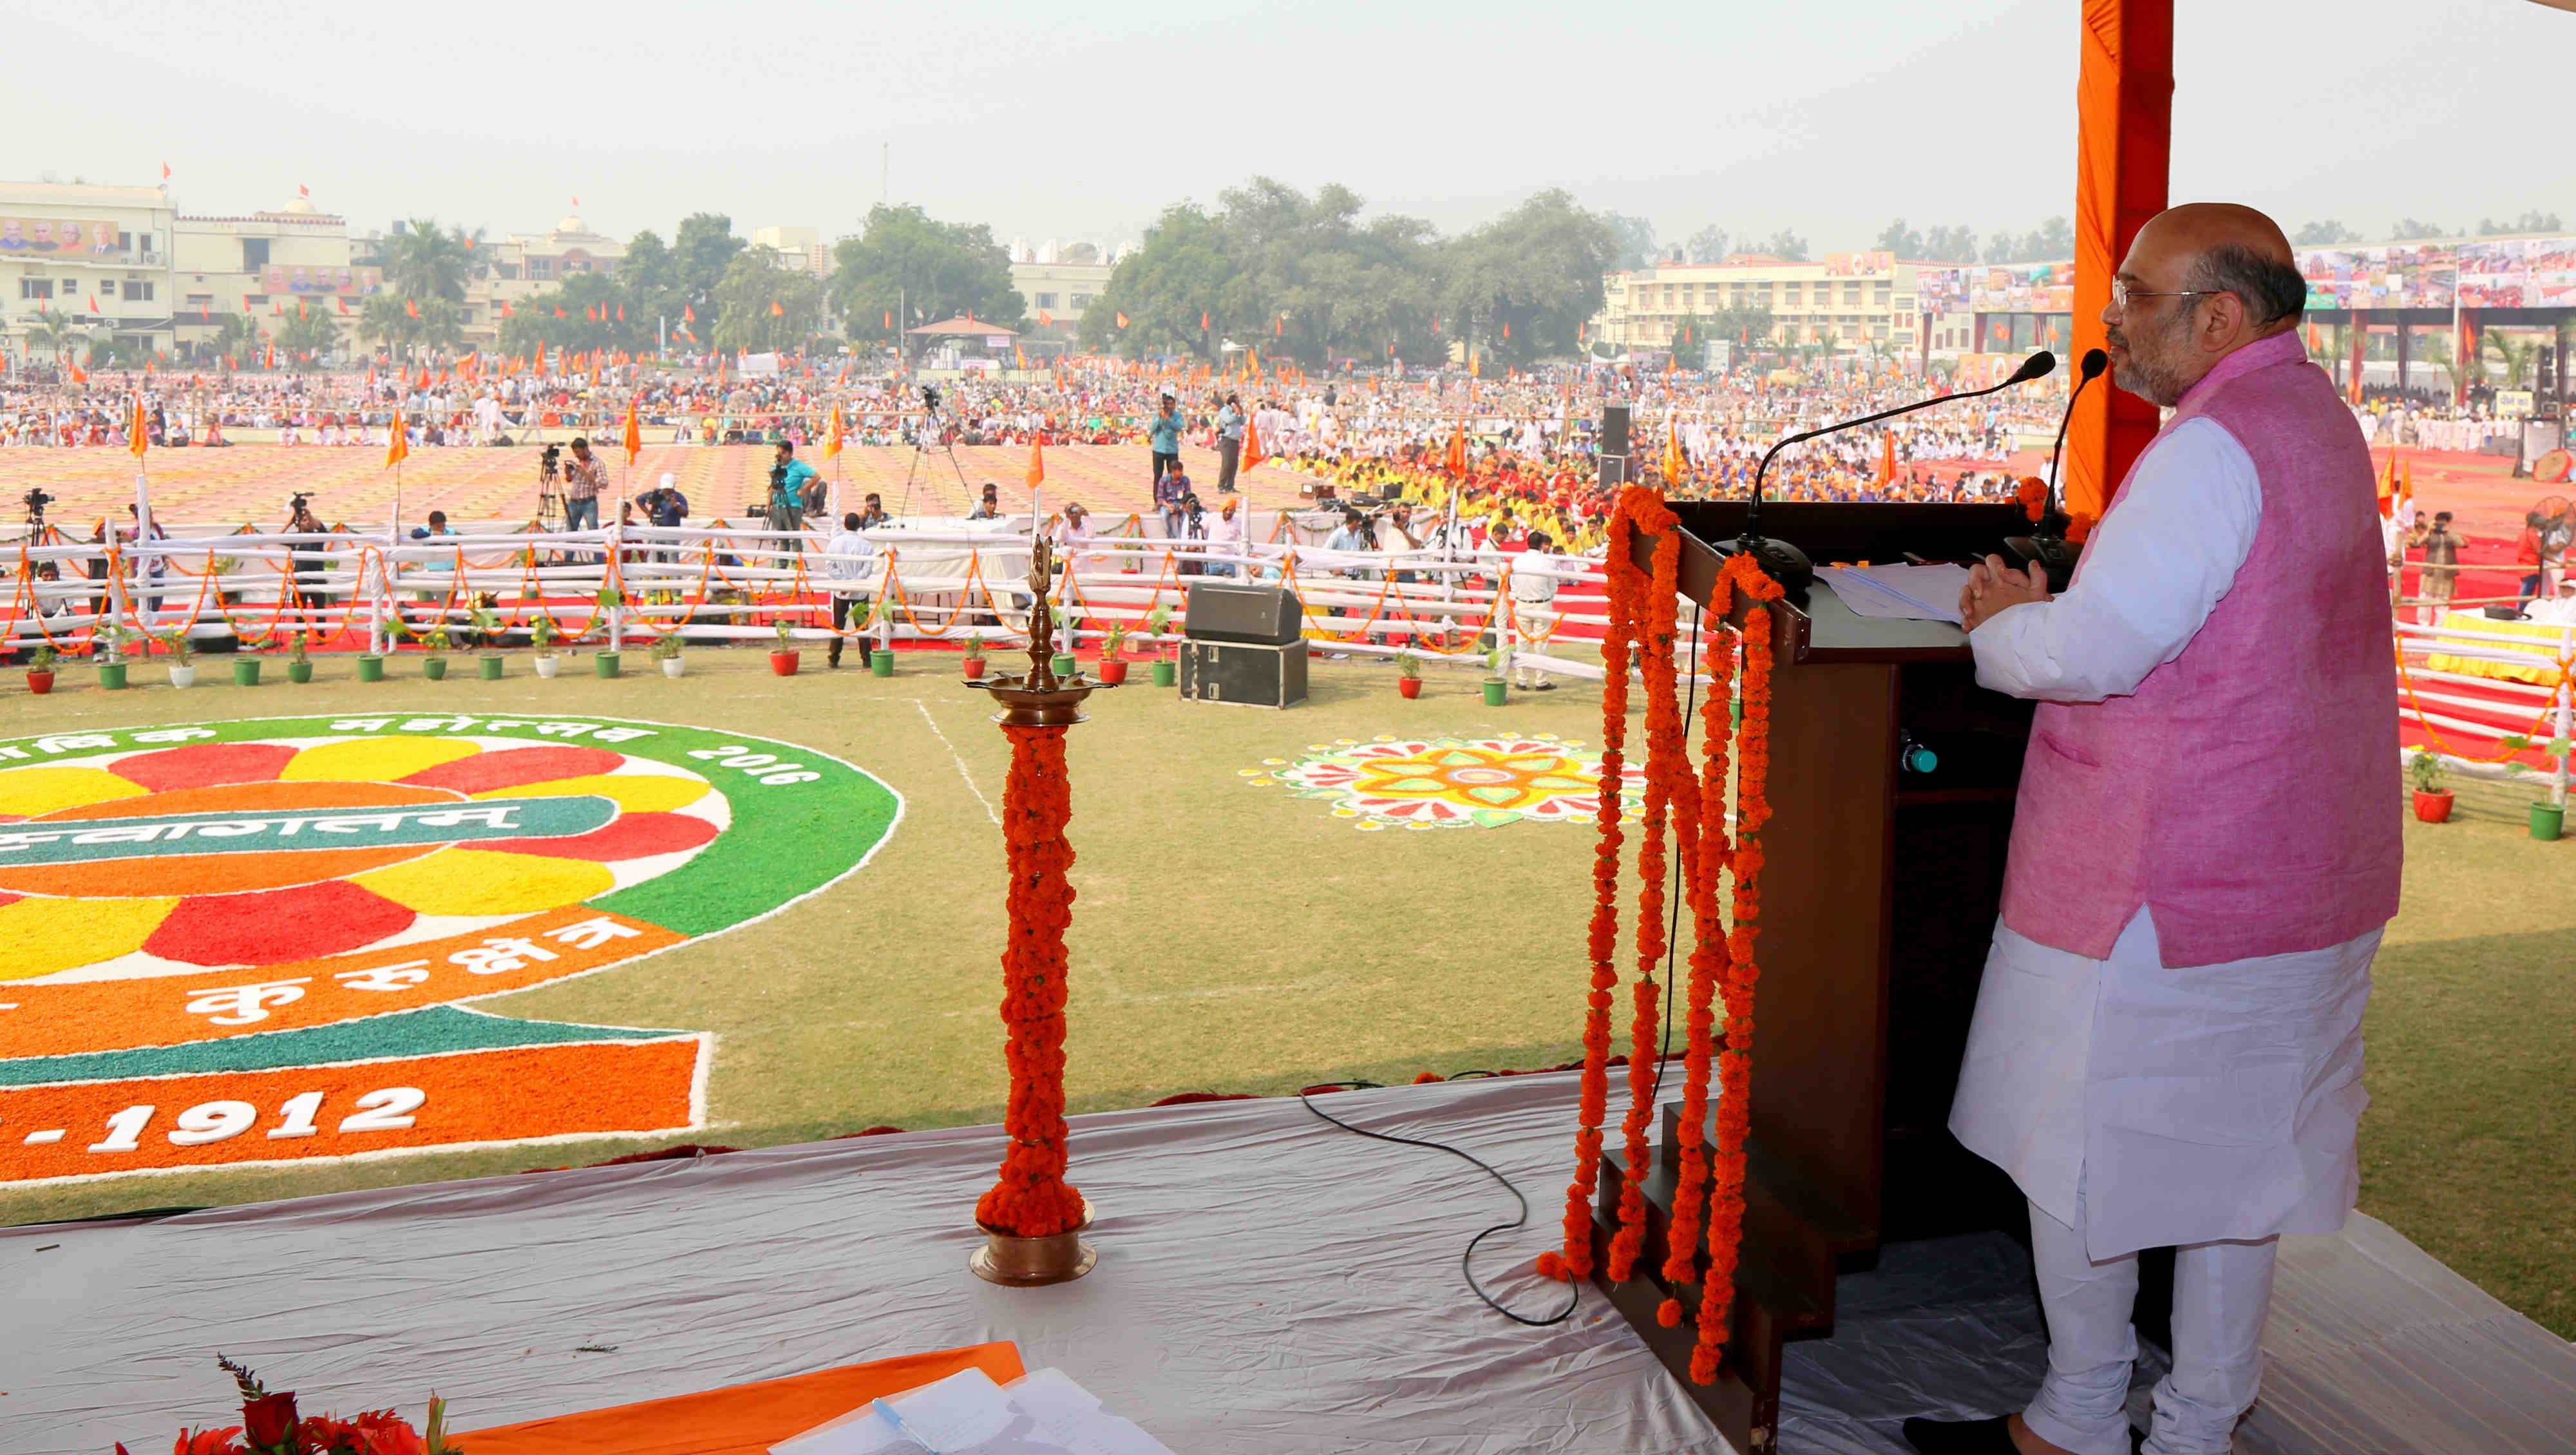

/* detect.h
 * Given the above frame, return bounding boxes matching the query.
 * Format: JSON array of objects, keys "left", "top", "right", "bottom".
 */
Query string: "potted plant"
[
  {"left": 474, "top": 605, "right": 506, "bottom": 680},
  {"left": 866, "top": 602, "right": 896, "bottom": 677},
  {"left": 594, "top": 639, "right": 621, "bottom": 678},
  {"left": 24, "top": 643, "right": 57, "bottom": 695},
  {"left": 770, "top": 618, "right": 800, "bottom": 676},
  {"left": 1396, "top": 651, "right": 1423, "bottom": 699},
  {"left": 232, "top": 643, "right": 263, "bottom": 687},
  {"left": 96, "top": 625, "right": 128, "bottom": 690},
  {"left": 531, "top": 614, "right": 562, "bottom": 678},
  {"left": 287, "top": 631, "right": 314, "bottom": 683},
  {"left": 1097, "top": 622, "right": 1130, "bottom": 685},
  {"left": 1147, "top": 604, "right": 1177, "bottom": 687},
  {"left": 962, "top": 631, "right": 988, "bottom": 680},
  {"left": 1481, "top": 647, "right": 1509, "bottom": 707},
  {"left": 2409, "top": 751, "right": 2452, "bottom": 824},
  {"left": 159, "top": 629, "right": 198, "bottom": 689},
  {"left": 422, "top": 626, "right": 451, "bottom": 681},
  {"left": 652, "top": 634, "right": 685, "bottom": 678},
  {"left": 357, "top": 642, "right": 386, "bottom": 681}
]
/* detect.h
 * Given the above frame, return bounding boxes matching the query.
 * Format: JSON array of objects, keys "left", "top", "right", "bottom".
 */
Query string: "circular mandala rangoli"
[{"left": 1247, "top": 734, "right": 1641, "bottom": 831}]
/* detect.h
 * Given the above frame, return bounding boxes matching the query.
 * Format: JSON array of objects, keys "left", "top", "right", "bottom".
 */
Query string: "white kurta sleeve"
[{"left": 1971, "top": 417, "right": 2263, "bottom": 702}]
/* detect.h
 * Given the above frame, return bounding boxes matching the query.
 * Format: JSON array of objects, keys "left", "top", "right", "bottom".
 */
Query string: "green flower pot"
[
  {"left": 871, "top": 650, "right": 896, "bottom": 678},
  {"left": 1482, "top": 678, "right": 1508, "bottom": 707},
  {"left": 356, "top": 654, "right": 385, "bottom": 683},
  {"left": 423, "top": 658, "right": 449, "bottom": 681},
  {"left": 287, "top": 660, "right": 313, "bottom": 684},
  {"left": 1052, "top": 653, "right": 1078, "bottom": 678},
  {"left": 1151, "top": 659, "right": 1177, "bottom": 687},
  {"left": 2533, "top": 801, "right": 2566, "bottom": 842},
  {"left": 479, "top": 654, "right": 506, "bottom": 680},
  {"left": 232, "top": 658, "right": 261, "bottom": 687},
  {"left": 594, "top": 651, "right": 621, "bottom": 679},
  {"left": 98, "top": 661, "right": 128, "bottom": 691}
]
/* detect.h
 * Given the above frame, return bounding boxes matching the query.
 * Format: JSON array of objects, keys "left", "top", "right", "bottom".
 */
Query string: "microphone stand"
[
  {"left": 2003, "top": 348, "right": 2107, "bottom": 593},
  {"left": 1733, "top": 351, "right": 2056, "bottom": 593}
]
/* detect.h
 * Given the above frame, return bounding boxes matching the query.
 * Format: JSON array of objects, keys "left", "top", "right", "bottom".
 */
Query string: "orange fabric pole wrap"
[
  {"left": 977, "top": 723, "right": 1086, "bottom": 1238},
  {"left": 2065, "top": 0, "right": 2173, "bottom": 526}
]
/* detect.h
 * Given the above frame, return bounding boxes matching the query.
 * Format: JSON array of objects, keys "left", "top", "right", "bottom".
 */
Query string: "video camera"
[
  {"left": 920, "top": 384, "right": 942, "bottom": 410},
  {"left": 538, "top": 443, "right": 562, "bottom": 482},
  {"left": 22, "top": 486, "right": 54, "bottom": 520},
  {"left": 287, "top": 491, "right": 319, "bottom": 517}
]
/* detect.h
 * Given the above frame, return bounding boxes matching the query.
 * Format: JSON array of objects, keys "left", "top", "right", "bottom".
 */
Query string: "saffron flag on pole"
[
  {"left": 1242, "top": 414, "right": 1264, "bottom": 473},
  {"left": 824, "top": 406, "right": 844, "bottom": 460},
  {"left": 129, "top": 394, "right": 147, "bottom": 459},
  {"left": 771, "top": 300, "right": 784, "bottom": 316},
  {"left": 1115, "top": 312, "right": 1128, "bottom": 329},
  {"left": 622, "top": 397, "right": 641, "bottom": 466},
  {"left": 1445, "top": 423, "right": 1468, "bottom": 477},
  {"left": 1038, "top": 310, "right": 1052, "bottom": 328},
  {"left": 384, "top": 408, "right": 409, "bottom": 468},
  {"left": 1025, "top": 435, "right": 1045, "bottom": 490},
  {"left": 406, "top": 298, "right": 421, "bottom": 319},
  {"left": 1664, "top": 418, "right": 1687, "bottom": 485}
]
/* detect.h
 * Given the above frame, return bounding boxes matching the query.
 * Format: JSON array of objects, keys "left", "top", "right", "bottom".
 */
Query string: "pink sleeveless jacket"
[{"left": 1997, "top": 330, "right": 2401, "bottom": 965}]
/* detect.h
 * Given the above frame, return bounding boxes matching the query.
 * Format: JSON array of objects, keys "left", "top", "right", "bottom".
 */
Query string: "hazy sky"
[{"left": 6, "top": 0, "right": 2571, "bottom": 256}]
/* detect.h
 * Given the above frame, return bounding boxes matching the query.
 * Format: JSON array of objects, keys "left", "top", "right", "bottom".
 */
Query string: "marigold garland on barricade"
[
  {"left": 974, "top": 723, "right": 1087, "bottom": 1238},
  {"left": 1661, "top": 622, "right": 1737, "bottom": 1296}
]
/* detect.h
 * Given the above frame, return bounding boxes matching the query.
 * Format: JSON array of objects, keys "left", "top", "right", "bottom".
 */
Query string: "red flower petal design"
[
  {"left": 400, "top": 745, "right": 625, "bottom": 794},
  {"left": 143, "top": 879, "right": 417, "bottom": 968},
  {"left": 109, "top": 743, "right": 297, "bottom": 792},
  {"left": 481, "top": 811, "right": 717, "bottom": 862}
]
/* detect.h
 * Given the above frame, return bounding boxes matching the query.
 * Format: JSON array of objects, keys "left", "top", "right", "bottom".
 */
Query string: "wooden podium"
[{"left": 1592, "top": 502, "right": 2038, "bottom": 1455}]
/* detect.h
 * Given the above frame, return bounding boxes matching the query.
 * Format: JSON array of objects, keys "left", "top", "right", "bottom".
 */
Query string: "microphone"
[
  {"left": 2005, "top": 347, "right": 2109, "bottom": 593},
  {"left": 1736, "top": 350, "right": 2056, "bottom": 591}
]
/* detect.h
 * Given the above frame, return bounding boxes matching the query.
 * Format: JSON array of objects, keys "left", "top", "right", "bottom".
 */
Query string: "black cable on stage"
[{"left": 1297, "top": 1082, "right": 1581, "bottom": 1327}]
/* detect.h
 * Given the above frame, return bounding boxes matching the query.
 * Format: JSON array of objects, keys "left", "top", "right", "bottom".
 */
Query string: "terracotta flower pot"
[
  {"left": 1098, "top": 658, "right": 1128, "bottom": 685},
  {"left": 1398, "top": 676, "right": 1422, "bottom": 699},
  {"left": 962, "top": 656, "right": 987, "bottom": 679},
  {"left": 26, "top": 669, "right": 53, "bottom": 695},
  {"left": 2412, "top": 789, "right": 2453, "bottom": 824},
  {"left": 770, "top": 649, "right": 800, "bottom": 676}
]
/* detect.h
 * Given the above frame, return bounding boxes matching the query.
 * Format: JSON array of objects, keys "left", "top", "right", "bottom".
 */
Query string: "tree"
[
  {"left": 357, "top": 294, "right": 463, "bottom": 357},
  {"left": 1437, "top": 190, "right": 1618, "bottom": 368},
  {"left": 1757, "top": 228, "right": 1810, "bottom": 262},
  {"left": 498, "top": 272, "right": 651, "bottom": 356},
  {"left": 383, "top": 218, "right": 485, "bottom": 303},
  {"left": 828, "top": 204, "right": 1025, "bottom": 347},
  {"left": 1705, "top": 305, "right": 1777, "bottom": 349},
  {"left": 1920, "top": 225, "right": 1978, "bottom": 262},
  {"left": 2390, "top": 217, "right": 2454, "bottom": 240},
  {"left": 2486, "top": 330, "right": 2537, "bottom": 390},
  {"left": 1986, "top": 218, "right": 2073, "bottom": 263},
  {"left": 1683, "top": 225, "right": 1730, "bottom": 264},
  {"left": 2294, "top": 220, "right": 2363, "bottom": 245},
  {"left": 201, "top": 312, "right": 261, "bottom": 363},
  {"left": 2479, "top": 210, "right": 2564, "bottom": 236},
  {"left": 1602, "top": 212, "right": 1658, "bottom": 271},
  {"left": 23, "top": 311, "right": 86, "bottom": 365},
  {"left": 670, "top": 213, "right": 746, "bottom": 319},
  {"left": 1082, "top": 204, "right": 1237, "bottom": 359},
  {"left": 712, "top": 247, "right": 824, "bottom": 353},
  {"left": 275, "top": 308, "right": 344, "bottom": 366},
  {"left": 1875, "top": 219, "right": 1926, "bottom": 258}
]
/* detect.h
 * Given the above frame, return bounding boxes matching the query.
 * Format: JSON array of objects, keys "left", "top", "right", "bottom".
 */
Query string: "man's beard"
[{"left": 2108, "top": 314, "right": 2195, "bottom": 406}]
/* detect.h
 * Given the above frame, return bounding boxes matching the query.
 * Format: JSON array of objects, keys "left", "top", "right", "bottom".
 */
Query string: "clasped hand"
[{"left": 1958, "top": 554, "right": 2050, "bottom": 631}]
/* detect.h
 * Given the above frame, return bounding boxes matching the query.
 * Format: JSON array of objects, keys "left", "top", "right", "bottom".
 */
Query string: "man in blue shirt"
[
  {"left": 768, "top": 441, "right": 819, "bottom": 564},
  {"left": 1146, "top": 390, "right": 1183, "bottom": 488},
  {"left": 1215, "top": 391, "right": 1245, "bottom": 494}
]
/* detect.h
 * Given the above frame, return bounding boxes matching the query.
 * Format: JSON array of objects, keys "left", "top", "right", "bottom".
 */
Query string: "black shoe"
[
  {"left": 1900, "top": 1416, "right": 2014, "bottom": 1455},
  {"left": 827, "top": 651, "right": 840, "bottom": 669}
]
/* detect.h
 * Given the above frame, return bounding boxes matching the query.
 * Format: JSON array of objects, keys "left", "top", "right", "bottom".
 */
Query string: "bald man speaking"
[{"left": 1904, "top": 205, "right": 2400, "bottom": 1455}]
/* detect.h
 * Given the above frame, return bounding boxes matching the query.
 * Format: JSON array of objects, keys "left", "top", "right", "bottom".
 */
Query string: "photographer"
[
  {"left": 1215, "top": 392, "right": 1245, "bottom": 493},
  {"left": 767, "top": 441, "right": 818, "bottom": 565},
  {"left": 284, "top": 494, "right": 332, "bottom": 628},
  {"left": 562, "top": 437, "right": 607, "bottom": 564}
]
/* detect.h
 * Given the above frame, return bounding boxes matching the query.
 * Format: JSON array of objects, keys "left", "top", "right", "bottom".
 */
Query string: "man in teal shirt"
[
  {"left": 768, "top": 441, "right": 820, "bottom": 563},
  {"left": 1146, "top": 390, "right": 1183, "bottom": 487}
]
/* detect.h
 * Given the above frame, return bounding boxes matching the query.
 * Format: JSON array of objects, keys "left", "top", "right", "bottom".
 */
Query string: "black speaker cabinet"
[
  {"left": 1184, "top": 582, "right": 1303, "bottom": 645},
  {"left": 1178, "top": 639, "right": 1308, "bottom": 708},
  {"left": 1600, "top": 401, "right": 1630, "bottom": 458}
]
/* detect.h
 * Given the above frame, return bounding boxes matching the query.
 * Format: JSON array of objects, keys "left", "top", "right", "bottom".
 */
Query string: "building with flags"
[
  {"left": 0, "top": 180, "right": 180, "bottom": 365},
  {"left": 1590, "top": 251, "right": 1944, "bottom": 362},
  {"left": 171, "top": 190, "right": 366, "bottom": 356},
  {"left": 1008, "top": 241, "right": 1119, "bottom": 347}
]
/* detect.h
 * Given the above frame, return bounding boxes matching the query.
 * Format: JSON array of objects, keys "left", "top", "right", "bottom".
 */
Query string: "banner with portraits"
[
  {"left": 0, "top": 218, "right": 120, "bottom": 255},
  {"left": 262, "top": 263, "right": 384, "bottom": 296}
]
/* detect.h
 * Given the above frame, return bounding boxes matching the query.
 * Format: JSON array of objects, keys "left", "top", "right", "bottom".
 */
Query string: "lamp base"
[{"left": 970, "top": 1202, "right": 1098, "bottom": 1286}]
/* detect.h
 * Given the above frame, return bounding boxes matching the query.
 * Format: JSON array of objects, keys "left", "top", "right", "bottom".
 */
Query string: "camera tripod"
[{"left": 896, "top": 385, "right": 975, "bottom": 520}]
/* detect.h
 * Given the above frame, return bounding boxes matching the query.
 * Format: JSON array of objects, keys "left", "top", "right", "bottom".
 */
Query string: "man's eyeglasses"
[{"left": 2111, "top": 280, "right": 2219, "bottom": 310}]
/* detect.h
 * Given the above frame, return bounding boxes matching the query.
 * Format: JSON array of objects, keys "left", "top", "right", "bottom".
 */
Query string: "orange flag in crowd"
[
  {"left": 1242, "top": 414, "right": 1265, "bottom": 473},
  {"left": 129, "top": 394, "right": 147, "bottom": 459},
  {"left": 1665, "top": 419, "right": 1688, "bottom": 484},
  {"left": 384, "top": 408, "right": 409, "bottom": 468},
  {"left": 622, "top": 397, "right": 642, "bottom": 466},
  {"left": 1024, "top": 435, "right": 1045, "bottom": 490},
  {"left": 1876, "top": 431, "right": 1894, "bottom": 486},
  {"left": 70, "top": 363, "right": 88, "bottom": 383},
  {"left": 405, "top": 298, "right": 420, "bottom": 319},
  {"left": 1115, "top": 312, "right": 1128, "bottom": 329},
  {"left": 1445, "top": 424, "right": 1468, "bottom": 477},
  {"left": 1038, "top": 309, "right": 1052, "bottom": 328},
  {"left": 824, "top": 406, "right": 845, "bottom": 460},
  {"left": 770, "top": 300, "right": 784, "bottom": 316}
]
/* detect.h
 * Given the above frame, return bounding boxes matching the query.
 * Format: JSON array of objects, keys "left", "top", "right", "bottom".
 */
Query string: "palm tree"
[
  {"left": 276, "top": 310, "right": 344, "bottom": 366},
  {"left": 23, "top": 311, "right": 85, "bottom": 366},
  {"left": 384, "top": 218, "right": 486, "bottom": 304},
  {"left": 204, "top": 312, "right": 261, "bottom": 363},
  {"left": 2486, "top": 330, "right": 2536, "bottom": 392}
]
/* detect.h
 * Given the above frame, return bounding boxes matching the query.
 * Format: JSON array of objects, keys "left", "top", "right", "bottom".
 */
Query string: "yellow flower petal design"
[
  {"left": 279, "top": 737, "right": 483, "bottom": 783},
  {"left": 348, "top": 848, "right": 614, "bottom": 916},
  {"left": 480, "top": 773, "right": 708, "bottom": 814},
  {"left": 0, "top": 766, "right": 151, "bottom": 819},
  {"left": 0, "top": 895, "right": 179, "bottom": 980}
]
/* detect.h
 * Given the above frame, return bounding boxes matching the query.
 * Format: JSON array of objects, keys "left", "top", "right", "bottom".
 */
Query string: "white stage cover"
[{"left": 5, "top": 1070, "right": 1738, "bottom": 1455}]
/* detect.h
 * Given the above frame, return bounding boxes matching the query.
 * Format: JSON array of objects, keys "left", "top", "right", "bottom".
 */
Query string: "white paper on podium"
[
  {"left": 1820, "top": 564, "right": 1971, "bottom": 625},
  {"left": 770, "top": 1367, "right": 1173, "bottom": 1455}
]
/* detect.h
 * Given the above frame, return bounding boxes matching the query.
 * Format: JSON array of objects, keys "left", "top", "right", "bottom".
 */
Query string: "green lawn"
[{"left": 0, "top": 650, "right": 2565, "bottom": 1341}]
